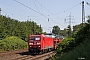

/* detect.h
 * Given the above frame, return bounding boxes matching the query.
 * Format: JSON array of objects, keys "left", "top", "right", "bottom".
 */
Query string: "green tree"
[
  {"left": 48, "top": 15, "right": 90, "bottom": 60},
  {"left": 60, "top": 28, "right": 68, "bottom": 36},
  {"left": 52, "top": 25, "right": 60, "bottom": 35},
  {"left": 0, "top": 15, "right": 43, "bottom": 41},
  {"left": 87, "top": 15, "right": 90, "bottom": 24},
  {"left": 73, "top": 24, "right": 82, "bottom": 34}
]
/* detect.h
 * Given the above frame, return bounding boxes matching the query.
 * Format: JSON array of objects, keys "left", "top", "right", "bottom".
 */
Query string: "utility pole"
[
  {"left": 33, "top": 22, "right": 34, "bottom": 34},
  {"left": 82, "top": 1, "right": 85, "bottom": 26},
  {"left": 69, "top": 13, "right": 72, "bottom": 26},
  {"left": 65, "top": 13, "right": 74, "bottom": 35},
  {"left": 0, "top": 8, "right": 1, "bottom": 15},
  {"left": 65, "top": 13, "right": 74, "bottom": 28},
  {"left": 40, "top": 24, "right": 42, "bottom": 33}
]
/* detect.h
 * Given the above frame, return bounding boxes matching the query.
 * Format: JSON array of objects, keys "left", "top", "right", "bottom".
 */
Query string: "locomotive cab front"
[{"left": 28, "top": 35, "right": 41, "bottom": 54}]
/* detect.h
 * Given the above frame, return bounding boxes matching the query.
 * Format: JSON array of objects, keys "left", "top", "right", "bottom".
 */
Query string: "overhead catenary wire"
[
  {"left": 32, "top": 0, "right": 41, "bottom": 13},
  {"left": 0, "top": 1, "right": 36, "bottom": 20},
  {"left": 14, "top": 0, "right": 46, "bottom": 18},
  {"left": 1, "top": 0, "right": 88, "bottom": 28},
  {"left": 51, "top": 2, "right": 82, "bottom": 15},
  {"left": 13, "top": 0, "right": 86, "bottom": 29},
  {"left": 34, "top": 0, "right": 60, "bottom": 19},
  {"left": 34, "top": 0, "right": 82, "bottom": 20},
  {"left": 14, "top": 0, "right": 65, "bottom": 27},
  {"left": 35, "top": 0, "right": 51, "bottom": 13}
]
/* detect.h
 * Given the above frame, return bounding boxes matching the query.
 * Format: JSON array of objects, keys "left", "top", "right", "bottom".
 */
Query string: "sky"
[{"left": 0, "top": 0, "right": 90, "bottom": 33}]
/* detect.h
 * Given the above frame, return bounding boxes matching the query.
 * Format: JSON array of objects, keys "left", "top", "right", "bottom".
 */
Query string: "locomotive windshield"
[
  {"left": 30, "top": 36, "right": 40, "bottom": 40},
  {"left": 30, "top": 36, "right": 35, "bottom": 40}
]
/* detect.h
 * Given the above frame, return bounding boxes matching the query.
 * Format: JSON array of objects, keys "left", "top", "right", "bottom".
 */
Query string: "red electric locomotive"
[{"left": 28, "top": 33, "right": 63, "bottom": 54}]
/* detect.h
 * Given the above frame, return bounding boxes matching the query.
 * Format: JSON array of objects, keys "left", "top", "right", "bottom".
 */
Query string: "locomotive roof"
[
  {"left": 30, "top": 34, "right": 55, "bottom": 38},
  {"left": 30, "top": 33, "right": 64, "bottom": 38}
]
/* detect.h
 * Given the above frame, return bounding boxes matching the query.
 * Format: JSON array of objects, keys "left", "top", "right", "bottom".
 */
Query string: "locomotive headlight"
[
  {"left": 38, "top": 46, "right": 40, "bottom": 47},
  {"left": 29, "top": 43, "right": 33, "bottom": 45},
  {"left": 37, "top": 42, "right": 41, "bottom": 44}
]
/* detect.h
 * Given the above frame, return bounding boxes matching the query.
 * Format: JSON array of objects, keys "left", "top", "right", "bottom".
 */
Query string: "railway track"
[
  {"left": 12, "top": 51, "right": 55, "bottom": 60},
  {"left": 0, "top": 49, "right": 55, "bottom": 60},
  {"left": 30, "top": 51, "right": 55, "bottom": 60},
  {"left": 12, "top": 55, "right": 33, "bottom": 60}
]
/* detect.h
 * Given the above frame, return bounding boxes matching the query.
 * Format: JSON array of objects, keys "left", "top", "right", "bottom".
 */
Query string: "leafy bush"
[
  {"left": 57, "top": 23, "right": 90, "bottom": 53},
  {"left": 0, "top": 36, "right": 27, "bottom": 51},
  {"left": 0, "top": 40, "right": 7, "bottom": 51},
  {"left": 52, "top": 36, "right": 90, "bottom": 60},
  {"left": 56, "top": 37, "right": 75, "bottom": 53},
  {"left": 47, "top": 22, "right": 90, "bottom": 60}
]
